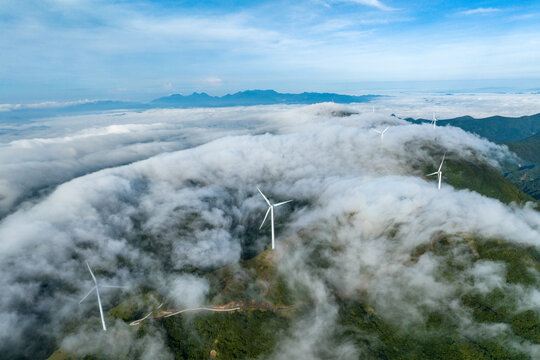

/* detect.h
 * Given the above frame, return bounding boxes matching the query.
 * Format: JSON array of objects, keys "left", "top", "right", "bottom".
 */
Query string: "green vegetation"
[
  {"left": 162, "top": 310, "right": 289, "bottom": 359},
  {"left": 241, "top": 250, "right": 295, "bottom": 306},
  {"left": 207, "top": 249, "right": 295, "bottom": 307},
  {"left": 338, "top": 300, "right": 529, "bottom": 360},
  {"left": 331, "top": 233, "right": 539, "bottom": 360},
  {"left": 406, "top": 114, "right": 540, "bottom": 143},
  {"left": 421, "top": 156, "right": 535, "bottom": 204},
  {"left": 506, "top": 134, "right": 540, "bottom": 164},
  {"left": 47, "top": 349, "right": 76, "bottom": 360},
  {"left": 431, "top": 237, "right": 538, "bottom": 345},
  {"left": 474, "top": 239, "right": 540, "bottom": 286},
  {"left": 505, "top": 133, "right": 540, "bottom": 200},
  {"left": 407, "top": 114, "right": 540, "bottom": 200},
  {"left": 461, "top": 290, "right": 512, "bottom": 323},
  {"left": 109, "top": 297, "right": 143, "bottom": 321},
  {"left": 109, "top": 292, "right": 162, "bottom": 322},
  {"left": 444, "top": 159, "right": 534, "bottom": 204},
  {"left": 460, "top": 289, "right": 539, "bottom": 345},
  {"left": 154, "top": 250, "right": 295, "bottom": 359},
  {"left": 511, "top": 310, "right": 540, "bottom": 343}
]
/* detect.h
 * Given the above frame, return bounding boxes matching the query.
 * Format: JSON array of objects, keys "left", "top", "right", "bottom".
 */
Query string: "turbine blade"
[
  {"left": 100, "top": 285, "right": 126, "bottom": 289},
  {"left": 86, "top": 261, "right": 98, "bottom": 286},
  {"left": 95, "top": 286, "right": 107, "bottom": 331},
  {"left": 274, "top": 200, "right": 292, "bottom": 207},
  {"left": 438, "top": 153, "right": 446, "bottom": 172},
  {"left": 259, "top": 207, "right": 271, "bottom": 229},
  {"left": 426, "top": 172, "right": 438, "bottom": 176},
  {"left": 257, "top": 187, "right": 271, "bottom": 206},
  {"left": 79, "top": 286, "right": 96, "bottom": 304},
  {"left": 382, "top": 127, "right": 389, "bottom": 134},
  {"left": 372, "top": 129, "right": 381, "bottom": 134}
]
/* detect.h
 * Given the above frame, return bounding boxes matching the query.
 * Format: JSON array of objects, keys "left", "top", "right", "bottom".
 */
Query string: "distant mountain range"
[
  {"left": 151, "top": 90, "right": 377, "bottom": 107},
  {"left": 0, "top": 90, "right": 378, "bottom": 122}
]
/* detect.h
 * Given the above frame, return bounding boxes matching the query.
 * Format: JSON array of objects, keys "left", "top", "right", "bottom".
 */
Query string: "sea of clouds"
[{"left": 0, "top": 96, "right": 539, "bottom": 358}]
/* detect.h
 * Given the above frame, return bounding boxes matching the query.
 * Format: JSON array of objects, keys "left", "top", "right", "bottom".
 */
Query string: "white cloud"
[
  {"left": 200, "top": 77, "right": 223, "bottom": 86},
  {"left": 0, "top": 99, "right": 95, "bottom": 111},
  {"left": 337, "top": 0, "right": 396, "bottom": 11},
  {"left": 167, "top": 275, "right": 210, "bottom": 308},
  {"left": 370, "top": 93, "right": 540, "bottom": 119},
  {"left": 460, "top": 7, "right": 501, "bottom": 16}
]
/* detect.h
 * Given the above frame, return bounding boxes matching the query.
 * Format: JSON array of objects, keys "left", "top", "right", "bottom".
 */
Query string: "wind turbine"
[
  {"left": 372, "top": 126, "right": 389, "bottom": 141},
  {"left": 80, "top": 261, "right": 124, "bottom": 331},
  {"left": 431, "top": 113, "right": 438, "bottom": 128},
  {"left": 257, "top": 187, "right": 292, "bottom": 250},
  {"left": 426, "top": 153, "right": 446, "bottom": 190}
]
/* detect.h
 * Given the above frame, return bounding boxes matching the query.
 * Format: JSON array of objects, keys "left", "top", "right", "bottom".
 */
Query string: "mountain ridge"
[
  {"left": 404, "top": 113, "right": 540, "bottom": 143},
  {"left": 150, "top": 89, "right": 378, "bottom": 107}
]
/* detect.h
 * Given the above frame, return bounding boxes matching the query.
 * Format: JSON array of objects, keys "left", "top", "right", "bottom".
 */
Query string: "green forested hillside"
[
  {"left": 406, "top": 113, "right": 540, "bottom": 142},
  {"left": 504, "top": 133, "right": 540, "bottom": 200},
  {"left": 443, "top": 159, "right": 534, "bottom": 204},
  {"left": 506, "top": 133, "right": 540, "bottom": 162},
  {"left": 406, "top": 114, "right": 540, "bottom": 200}
]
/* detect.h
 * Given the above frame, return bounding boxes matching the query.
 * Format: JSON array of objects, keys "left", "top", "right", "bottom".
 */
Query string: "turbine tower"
[
  {"left": 373, "top": 126, "right": 389, "bottom": 141},
  {"left": 257, "top": 187, "right": 292, "bottom": 250},
  {"left": 426, "top": 153, "right": 446, "bottom": 190},
  {"left": 432, "top": 113, "right": 438, "bottom": 128},
  {"left": 80, "top": 261, "right": 124, "bottom": 331}
]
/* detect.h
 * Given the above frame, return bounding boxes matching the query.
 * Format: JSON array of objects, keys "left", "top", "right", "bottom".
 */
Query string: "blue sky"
[{"left": 1, "top": 0, "right": 540, "bottom": 103}]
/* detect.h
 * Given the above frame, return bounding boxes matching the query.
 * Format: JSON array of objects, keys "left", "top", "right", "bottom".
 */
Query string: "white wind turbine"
[
  {"left": 431, "top": 113, "right": 438, "bottom": 128},
  {"left": 373, "top": 126, "right": 389, "bottom": 141},
  {"left": 80, "top": 261, "right": 125, "bottom": 331},
  {"left": 426, "top": 153, "right": 446, "bottom": 190},
  {"left": 257, "top": 187, "right": 292, "bottom": 250}
]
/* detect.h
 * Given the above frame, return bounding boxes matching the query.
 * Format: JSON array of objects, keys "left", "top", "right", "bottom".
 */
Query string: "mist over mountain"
[
  {"left": 0, "top": 90, "right": 376, "bottom": 124},
  {"left": 0, "top": 101, "right": 539, "bottom": 359},
  {"left": 405, "top": 113, "right": 540, "bottom": 143},
  {"left": 402, "top": 112, "right": 540, "bottom": 200}
]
